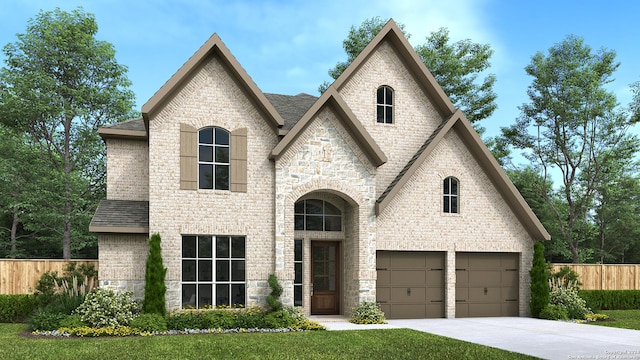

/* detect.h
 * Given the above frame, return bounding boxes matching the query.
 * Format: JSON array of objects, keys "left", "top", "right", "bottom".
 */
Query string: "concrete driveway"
[{"left": 313, "top": 317, "right": 640, "bottom": 360}]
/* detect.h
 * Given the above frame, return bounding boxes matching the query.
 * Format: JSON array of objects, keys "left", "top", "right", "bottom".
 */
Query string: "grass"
[
  {"left": 0, "top": 323, "right": 537, "bottom": 360},
  {"left": 588, "top": 309, "right": 640, "bottom": 330}
]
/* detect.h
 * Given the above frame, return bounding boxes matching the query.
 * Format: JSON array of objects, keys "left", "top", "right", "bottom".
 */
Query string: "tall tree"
[
  {"left": 502, "top": 35, "right": 640, "bottom": 263},
  {"left": 319, "top": 17, "right": 497, "bottom": 124},
  {"left": 0, "top": 7, "right": 136, "bottom": 259}
]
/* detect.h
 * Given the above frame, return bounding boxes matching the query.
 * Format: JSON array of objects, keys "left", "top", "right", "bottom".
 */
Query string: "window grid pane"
[
  {"left": 294, "top": 239, "right": 303, "bottom": 306},
  {"left": 294, "top": 200, "right": 342, "bottom": 232},
  {"left": 198, "top": 127, "right": 230, "bottom": 190},
  {"left": 443, "top": 177, "right": 459, "bottom": 214}
]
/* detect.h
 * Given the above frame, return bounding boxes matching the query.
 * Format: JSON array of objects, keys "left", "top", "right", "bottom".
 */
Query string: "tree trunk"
[
  {"left": 10, "top": 211, "right": 18, "bottom": 258},
  {"left": 63, "top": 115, "right": 73, "bottom": 259}
]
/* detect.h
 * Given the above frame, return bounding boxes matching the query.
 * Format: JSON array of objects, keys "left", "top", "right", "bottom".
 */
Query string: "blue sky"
[{"left": 1, "top": 0, "right": 639, "bottom": 151}]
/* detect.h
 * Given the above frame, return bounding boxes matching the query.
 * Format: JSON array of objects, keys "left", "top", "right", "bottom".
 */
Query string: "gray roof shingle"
[
  {"left": 102, "top": 117, "right": 146, "bottom": 132},
  {"left": 90, "top": 199, "right": 149, "bottom": 233},
  {"left": 264, "top": 93, "right": 317, "bottom": 130}
]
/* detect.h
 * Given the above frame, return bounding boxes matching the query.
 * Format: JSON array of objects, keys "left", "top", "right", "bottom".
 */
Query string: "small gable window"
[
  {"left": 443, "top": 177, "right": 459, "bottom": 213},
  {"left": 198, "top": 127, "right": 230, "bottom": 190},
  {"left": 376, "top": 86, "right": 393, "bottom": 124}
]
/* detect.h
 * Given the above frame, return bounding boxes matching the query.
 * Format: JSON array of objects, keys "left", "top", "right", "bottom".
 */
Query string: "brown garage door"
[
  {"left": 376, "top": 251, "right": 444, "bottom": 319},
  {"left": 456, "top": 252, "right": 519, "bottom": 317}
]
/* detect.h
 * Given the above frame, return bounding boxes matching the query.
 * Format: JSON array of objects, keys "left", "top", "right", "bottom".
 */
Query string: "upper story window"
[
  {"left": 198, "top": 127, "right": 230, "bottom": 190},
  {"left": 294, "top": 199, "right": 342, "bottom": 231},
  {"left": 376, "top": 86, "right": 393, "bottom": 124},
  {"left": 443, "top": 177, "right": 459, "bottom": 213}
]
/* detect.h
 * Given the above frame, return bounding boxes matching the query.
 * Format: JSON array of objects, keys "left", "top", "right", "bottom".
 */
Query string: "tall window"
[
  {"left": 377, "top": 86, "right": 393, "bottom": 124},
  {"left": 294, "top": 239, "right": 303, "bottom": 306},
  {"left": 182, "top": 235, "right": 245, "bottom": 308},
  {"left": 198, "top": 127, "right": 230, "bottom": 190},
  {"left": 443, "top": 177, "right": 459, "bottom": 213},
  {"left": 294, "top": 199, "right": 342, "bottom": 231}
]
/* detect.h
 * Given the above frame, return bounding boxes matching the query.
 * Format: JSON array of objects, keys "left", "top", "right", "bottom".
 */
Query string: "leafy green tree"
[
  {"left": 529, "top": 242, "right": 549, "bottom": 318},
  {"left": 320, "top": 17, "right": 497, "bottom": 124},
  {"left": 143, "top": 233, "right": 167, "bottom": 316},
  {"left": 501, "top": 35, "right": 640, "bottom": 263},
  {"left": 0, "top": 7, "right": 136, "bottom": 258}
]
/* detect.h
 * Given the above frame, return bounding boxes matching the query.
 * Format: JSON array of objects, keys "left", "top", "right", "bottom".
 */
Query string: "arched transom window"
[
  {"left": 294, "top": 199, "right": 342, "bottom": 231},
  {"left": 443, "top": 177, "right": 459, "bottom": 213},
  {"left": 376, "top": 85, "right": 393, "bottom": 124},
  {"left": 198, "top": 127, "right": 230, "bottom": 190}
]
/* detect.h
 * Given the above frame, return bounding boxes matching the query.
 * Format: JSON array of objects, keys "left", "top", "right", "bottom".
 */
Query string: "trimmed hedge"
[
  {"left": 0, "top": 294, "right": 39, "bottom": 323},
  {"left": 579, "top": 290, "right": 640, "bottom": 310}
]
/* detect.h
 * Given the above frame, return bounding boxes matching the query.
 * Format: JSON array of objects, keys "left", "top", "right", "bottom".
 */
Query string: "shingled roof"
[
  {"left": 98, "top": 117, "right": 147, "bottom": 139},
  {"left": 264, "top": 93, "right": 317, "bottom": 130},
  {"left": 89, "top": 200, "right": 149, "bottom": 233}
]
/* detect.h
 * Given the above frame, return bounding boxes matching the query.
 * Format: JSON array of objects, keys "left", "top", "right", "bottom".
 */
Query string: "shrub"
[
  {"left": 166, "top": 310, "right": 207, "bottom": 330},
  {"left": 234, "top": 307, "right": 266, "bottom": 329},
  {"left": 74, "top": 288, "right": 140, "bottom": 327},
  {"left": 349, "top": 301, "right": 386, "bottom": 324},
  {"left": 143, "top": 233, "right": 167, "bottom": 316},
  {"left": 264, "top": 310, "right": 296, "bottom": 329},
  {"left": 59, "top": 314, "right": 86, "bottom": 328},
  {"left": 529, "top": 242, "right": 549, "bottom": 318},
  {"left": 57, "top": 325, "right": 140, "bottom": 337},
  {"left": 549, "top": 266, "right": 582, "bottom": 289},
  {"left": 29, "top": 309, "right": 66, "bottom": 331},
  {"left": 549, "top": 287, "right": 589, "bottom": 320},
  {"left": 539, "top": 304, "right": 568, "bottom": 320},
  {"left": 203, "top": 310, "right": 235, "bottom": 329},
  {"left": 0, "top": 294, "right": 38, "bottom": 323},
  {"left": 578, "top": 290, "right": 640, "bottom": 310},
  {"left": 130, "top": 313, "right": 167, "bottom": 332},
  {"left": 266, "top": 274, "right": 283, "bottom": 312},
  {"left": 292, "top": 318, "right": 326, "bottom": 331}
]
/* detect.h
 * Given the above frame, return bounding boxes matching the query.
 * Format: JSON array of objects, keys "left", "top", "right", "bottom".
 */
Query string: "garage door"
[
  {"left": 376, "top": 251, "right": 444, "bottom": 319},
  {"left": 456, "top": 252, "right": 519, "bottom": 317}
]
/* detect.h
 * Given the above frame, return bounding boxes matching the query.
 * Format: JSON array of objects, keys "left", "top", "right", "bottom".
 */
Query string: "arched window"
[
  {"left": 443, "top": 177, "right": 459, "bottom": 213},
  {"left": 376, "top": 86, "right": 393, "bottom": 124},
  {"left": 294, "top": 199, "right": 342, "bottom": 231},
  {"left": 198, "top": 127, "right": 230, "bottom": 190}
]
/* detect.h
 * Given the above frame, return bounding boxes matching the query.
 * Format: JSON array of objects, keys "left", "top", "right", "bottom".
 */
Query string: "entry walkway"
[{"left": 311, "top": 316, "right": 640, "bottom": 360}]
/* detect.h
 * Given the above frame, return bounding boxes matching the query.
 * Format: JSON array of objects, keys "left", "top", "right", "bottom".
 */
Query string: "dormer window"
[
  {"left": 443, "top": 177, "right": 459, "bottom": 213},
  {"left": 377, "top": 86, "right": 393, "bottom": 124}
]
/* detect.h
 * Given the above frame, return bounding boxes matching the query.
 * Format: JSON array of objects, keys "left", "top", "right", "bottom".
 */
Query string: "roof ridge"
[{"left": 376, "top": 116, "right": 452, "bottom": 205}]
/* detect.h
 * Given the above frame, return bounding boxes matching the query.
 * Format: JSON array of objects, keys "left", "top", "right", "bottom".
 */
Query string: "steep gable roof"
[
  {"left": 331, "top": 19, "right": 456, "bottom": 118},
  {"left": 141, "top": 33, "right": 284, "bottom": 131},
  {"left": 264, "top": 93, "right": 317, "bottom": 130},
  {"left": 376, "top": 109, "right": 550, "bottom": 241},
  {"left": 270, "top": 87, "right": 387, "bottom": 167}
]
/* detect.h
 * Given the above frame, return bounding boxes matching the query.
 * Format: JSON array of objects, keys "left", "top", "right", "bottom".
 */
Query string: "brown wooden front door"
[{"left": 311, "top": 242, "right": 340, "bottom": 314}]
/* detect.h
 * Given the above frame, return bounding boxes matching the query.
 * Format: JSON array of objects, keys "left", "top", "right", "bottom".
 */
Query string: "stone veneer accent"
[
  {"left": 376, "top": 130, "right": 535, "bottom": 317},
  {"left": 275, "top": 108, "right": 377, "bottom": 315},
  {"left": 106, "top": 138, "right": 149, "bottom": 201}
]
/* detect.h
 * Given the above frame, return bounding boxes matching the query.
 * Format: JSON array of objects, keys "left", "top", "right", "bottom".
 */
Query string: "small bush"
[
  {"left": 234, "top": 307, "right": 266, "bottom": 329},
  {"left": 74, "top": 288, "right": 140, "bottom": 327},
  {"left": 349, "top": 301, "right": 386, "bottom": 324},
  {"left": 292, "top": 318, "right": 326, "bottom": 330},
  {"left": 203, "top": 310, "right": 235, "bottom": 329},
  {"left": 549, "top": 287, "right": 590, "bottom": 320},
  {"left": 29, "top": 309, "right": 66, "bottom": 331},
  {"left": 584, "top": 313, "right": 609, "bottom": 322},
  {"left": 266, "top": 274, "right": 283, "bottom": 312},
  {"left": 578, "top": 290, "right": 640, "bottom": 310},
  {"left": 539, "top": 304, "right": 569, "bottom": 320},
  {"left": 57, "top": 325, "right": 140, "bottom": 337},
  {"left": 166, "top": 310, "right": 207, "bottom": 330},
  {"left": 0, "top": 294, "right": 38, "bottom": 323},
  {"left": 130, "top": 313, "right": 167, "bottom": 332},
  {"left": 264, "top": 310, "right": 296, "bottom": 329},
  {"left": 59, "top": 314, "right": 86, "bottom": 328}
]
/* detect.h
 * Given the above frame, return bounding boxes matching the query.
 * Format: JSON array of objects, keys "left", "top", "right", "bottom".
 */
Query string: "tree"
[
  {"left": 502, "top": 35, "right": 640, "bottom": 263},
  {"left": 0, "top": 7, "right": 136, "bottom": 258},
  {"left": 143, "top": 233, "right": 167, "bottom": 315},
  {"left": 529, "top": 242, "right": 549, "bottom": 318},
  {"left": 320, "top": 17, "right": 497, "bottom": 124}
]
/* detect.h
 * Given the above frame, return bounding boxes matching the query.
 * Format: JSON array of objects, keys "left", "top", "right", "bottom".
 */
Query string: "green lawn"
[
  {"left": 0, "top": 324, "right": 537, "bottom": 360},
  {"left": 588, "top": 310, "right": 640, "bottom": 330}
]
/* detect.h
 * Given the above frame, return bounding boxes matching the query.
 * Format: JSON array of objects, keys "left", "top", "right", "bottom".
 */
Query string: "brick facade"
[{"left": 96, "top": 21, "right": 548, "bottom": 318}]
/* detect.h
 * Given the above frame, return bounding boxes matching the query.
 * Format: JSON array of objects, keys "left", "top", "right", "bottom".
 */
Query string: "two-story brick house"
[{"left": 90, "top": 19, "right": 549, "bottom": 318}]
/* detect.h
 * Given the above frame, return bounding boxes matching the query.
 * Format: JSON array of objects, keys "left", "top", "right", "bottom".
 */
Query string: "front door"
[{"left": 311, "top": 242, "right": 340, "bottom": 314}]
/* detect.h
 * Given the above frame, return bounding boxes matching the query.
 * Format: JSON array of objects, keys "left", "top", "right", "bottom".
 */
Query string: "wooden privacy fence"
[
  {"left": 0, "top": 259, "right": 99, "bottom": 295},
  {"left": 551, "top": 264, "right": 640, "bottom": 290}
]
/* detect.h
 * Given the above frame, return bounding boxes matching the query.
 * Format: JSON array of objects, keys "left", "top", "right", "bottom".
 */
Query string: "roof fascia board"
[
  {"left": 141, "top": 33, "right": 284, "bottom": 131},
  {"left": 331, "top": 19, "right": 456, "bottom": 118},
  {"left": 88, "top": 226, "right": 149, "bottom": 234},
  {"left": 270, "top": 87, "right": 387, "bottom": 167},
  {"left": 98, "top": 128, "right": 148, "bottom": 140}
]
